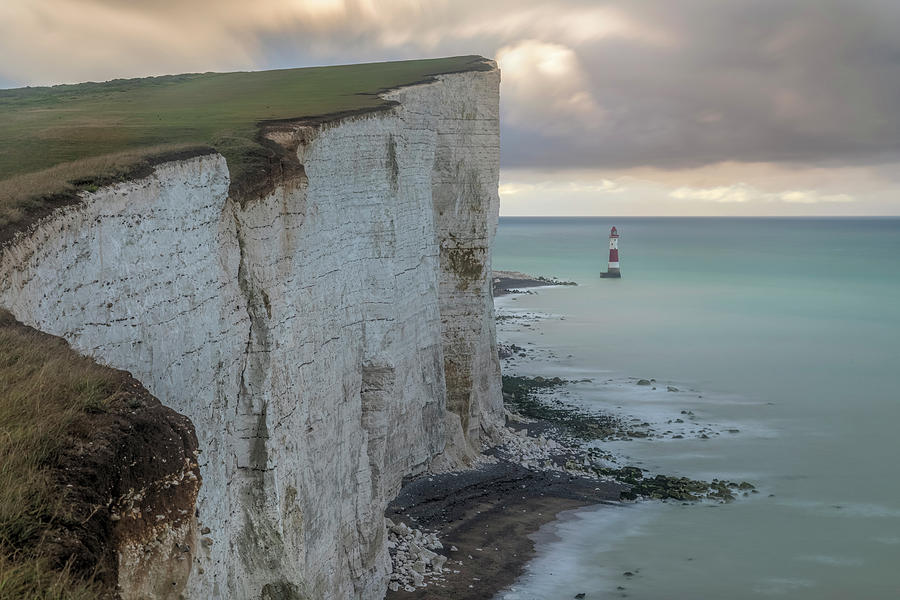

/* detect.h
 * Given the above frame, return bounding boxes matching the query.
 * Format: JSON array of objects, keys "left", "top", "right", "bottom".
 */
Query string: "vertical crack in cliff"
[
  {"left": 230, "top": 202, "right": 297, "bottom": 597},
  {"left": 387, "top": 134, "right": 400, "bottom": 194},
  {"left": 234, "top": 219, "right": 255, "bottom": 410},
  {"left": 360, "top": 363, "right": 393, "bottom": 502}
]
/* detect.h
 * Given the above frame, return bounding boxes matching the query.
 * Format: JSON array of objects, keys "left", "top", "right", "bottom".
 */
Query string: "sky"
[{"left": 2, "top": 0, "right": 899, "bottom": 216}]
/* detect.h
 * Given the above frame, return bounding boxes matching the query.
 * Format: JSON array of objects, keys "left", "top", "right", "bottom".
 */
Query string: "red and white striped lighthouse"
[{"left": 601, "top": 226, "right": 621, "bottom": 278}]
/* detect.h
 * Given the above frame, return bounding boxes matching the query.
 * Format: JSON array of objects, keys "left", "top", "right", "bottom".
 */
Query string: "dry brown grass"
[
  {"left": 0, "top": 144, "right": 210, "bottom": 237},
  {"left": 0, "top": 555, "right": 100, "bottom": 600},
  {"left": 0, "top": 310, "right": 120, "bottom": 598}
]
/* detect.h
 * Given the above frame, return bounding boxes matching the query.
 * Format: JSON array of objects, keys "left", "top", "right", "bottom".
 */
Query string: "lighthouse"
[{"left": 601, "top": 226, "right": 621, "bottom": 278}]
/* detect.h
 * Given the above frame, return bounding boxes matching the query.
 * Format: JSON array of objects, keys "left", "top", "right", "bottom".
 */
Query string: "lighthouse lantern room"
[{"left": 601, "top": 226, "right": 621, "bottom": 278}]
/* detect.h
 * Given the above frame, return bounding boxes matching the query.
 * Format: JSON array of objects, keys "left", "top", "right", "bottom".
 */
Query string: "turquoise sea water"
[{"left": 491, "top": 218, "right": 900, "bottom": 600}]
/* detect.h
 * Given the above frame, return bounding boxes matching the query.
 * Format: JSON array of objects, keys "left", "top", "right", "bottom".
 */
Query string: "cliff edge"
[{"left": 0, "top": 59, "right": 502, "bottom": 598}]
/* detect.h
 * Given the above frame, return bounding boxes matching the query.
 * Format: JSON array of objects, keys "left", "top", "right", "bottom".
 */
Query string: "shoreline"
[
  {"left": 384, "top": 273, "right": 752, "bottom": 599},
  {"left": 384, "top": 460, "right": 623, "bottom": 600},
  {"left": 385, "top": 272, "right": 597, "bottom": 599}
]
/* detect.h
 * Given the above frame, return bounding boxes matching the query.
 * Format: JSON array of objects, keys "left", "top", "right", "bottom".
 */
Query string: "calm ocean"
[{"left": 491, "top": 217, "right": 900, "bottom": 599}]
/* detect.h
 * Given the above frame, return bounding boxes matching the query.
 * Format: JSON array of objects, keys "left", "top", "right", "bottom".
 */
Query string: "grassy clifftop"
[{"left": 0, "top": 55, "right": 492, "bottom": 240}]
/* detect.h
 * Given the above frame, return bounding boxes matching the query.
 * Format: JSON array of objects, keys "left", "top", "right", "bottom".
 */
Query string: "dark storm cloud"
[{"left": 498, "top": 0, "right": 900, "bottom": 169}]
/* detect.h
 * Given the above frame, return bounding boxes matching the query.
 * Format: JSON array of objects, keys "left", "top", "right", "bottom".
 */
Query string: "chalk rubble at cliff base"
[
  {"left": 385, "top": 519, "right": 455, "bottom": 592},
  {"left": 384, "top": 425, "right": 570, "bottom": 593}
]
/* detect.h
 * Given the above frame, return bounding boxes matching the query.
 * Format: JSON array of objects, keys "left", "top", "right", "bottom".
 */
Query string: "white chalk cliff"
[{"left": 0, "top": 64, "right": 502, "bottom": 598}]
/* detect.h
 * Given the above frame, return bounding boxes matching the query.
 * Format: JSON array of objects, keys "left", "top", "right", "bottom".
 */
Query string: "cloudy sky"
[{"left": 2, "top": 0, "right": 899, "bottom": 215}]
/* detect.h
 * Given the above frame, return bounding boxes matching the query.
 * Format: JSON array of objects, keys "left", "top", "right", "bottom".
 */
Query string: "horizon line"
[{"left": 497, "top": 214, "right": 900, "bottom": 218}]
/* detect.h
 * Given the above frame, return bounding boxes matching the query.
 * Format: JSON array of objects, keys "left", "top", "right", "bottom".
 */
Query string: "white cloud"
[
  {"left": 497, "top": 40, "right": 604, "bottom": 134},
  {"left": 779, "top": 190, "right": 854, "bottom": 204},
  {"left": 670, "top": 184, "right": 855, "bottom": 205},
  {"left": 360, "top": 2, "right": 674, "bottom": 51},
  {"left": 670, "top": 184, "right": 755, "bottom": 203},
  {"left": 499, "top": 176, "right": 622, "bottom": 198},
  {"left": 498, "top": 182, "right": 535, "bottom": 196},
  {"left": 498, "top": 166, "right": 897, "bottom": 216},
  {"left": 566, "top": 179, "right": 623, "bottom": 193}
]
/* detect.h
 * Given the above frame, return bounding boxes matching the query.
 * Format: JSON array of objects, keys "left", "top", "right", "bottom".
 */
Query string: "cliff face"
[{"left": 0, "top": 65, "right": 501, "bottom": 597}]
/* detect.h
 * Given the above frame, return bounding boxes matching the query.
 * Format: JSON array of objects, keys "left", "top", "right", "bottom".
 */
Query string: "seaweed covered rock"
[{"left": 502, "top": 375, "right": 622, "bottom": 440}]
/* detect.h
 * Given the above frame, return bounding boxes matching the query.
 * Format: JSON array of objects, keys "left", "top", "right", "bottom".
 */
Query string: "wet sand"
[{"left": 385, "top": 460, "right": 623, "bottom": 600}]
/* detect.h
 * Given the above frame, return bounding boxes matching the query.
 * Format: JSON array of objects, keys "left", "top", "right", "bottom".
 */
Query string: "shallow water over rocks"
[{"left": 492, "top": 217, "right": 900, "bottom": 599}]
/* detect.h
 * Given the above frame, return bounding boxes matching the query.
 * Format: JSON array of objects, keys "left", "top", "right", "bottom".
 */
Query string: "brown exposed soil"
[{"left": 53, "top": 377, "right": 200, "bottom": 586}]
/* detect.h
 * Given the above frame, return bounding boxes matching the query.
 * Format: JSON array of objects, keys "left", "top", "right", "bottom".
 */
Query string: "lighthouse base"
[{"left": 601, "top": 269, "right": 621, "bottom": 279}]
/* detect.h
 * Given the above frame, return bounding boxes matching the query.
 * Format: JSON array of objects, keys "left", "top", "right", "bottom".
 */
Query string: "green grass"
[
  {"left": 0, "top": 55, "right": 491, "bottom": 236},
  {"left": 0, "top": 310, "right": 120, "bottom": 598}
]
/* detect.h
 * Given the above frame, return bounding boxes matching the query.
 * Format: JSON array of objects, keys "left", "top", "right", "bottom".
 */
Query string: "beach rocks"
[
  {"left": 586, "top": 462, "right": 752, "bottom": 503},
  {"left": 629, "top": 474, "right": 710, "bottom": 501},
  {"left": 498, "top": 343, "right": 527, "bottom": 359},
  {"left": 495, "top": 425, "right": 563, "bottom": 469},
  {"left": 492, "top": 271, "right": 578, "bottom": 297},
  {"left": 499, "top": 374, "right": 756, "bottom": 505},
  {"left": 385, "top": 518, "right": 448, "bottom": 591},
  {"left": 502, "top": 375, "right": 624, "bottom": 441}
]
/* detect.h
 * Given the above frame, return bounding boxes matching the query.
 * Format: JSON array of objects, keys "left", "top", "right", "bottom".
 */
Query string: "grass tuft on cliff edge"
[
  {"left": 0, "top": 55, "right": 493, "bottom": 243},
  {"left": 0, "top": 309, "right": 117, "bottom": 599}
]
